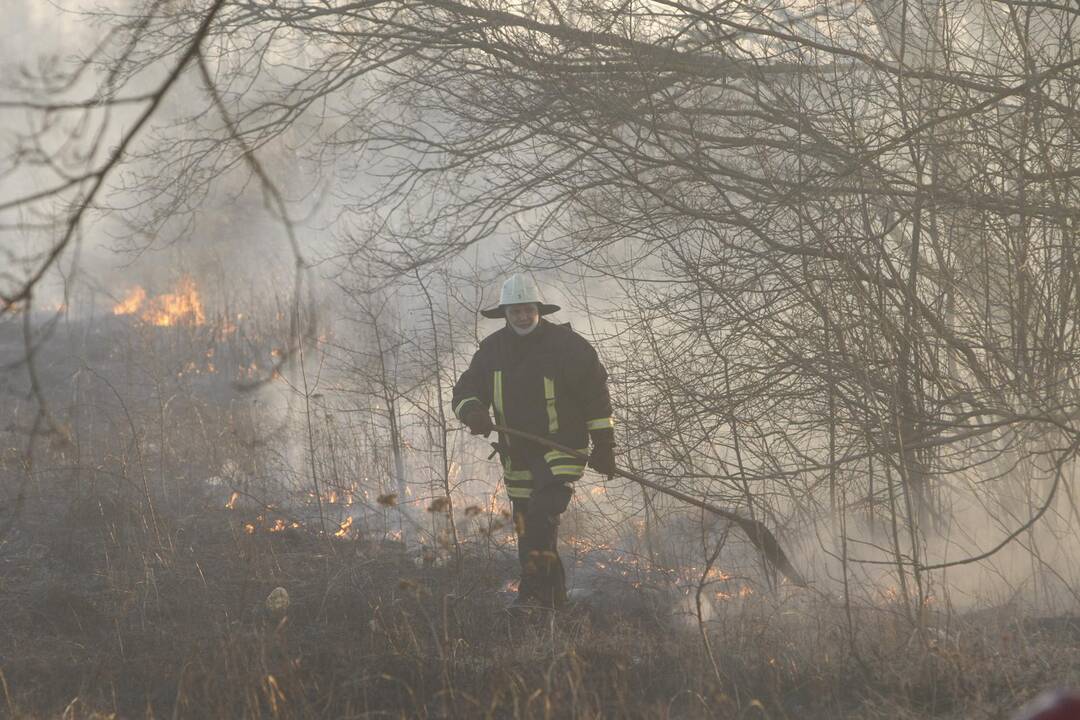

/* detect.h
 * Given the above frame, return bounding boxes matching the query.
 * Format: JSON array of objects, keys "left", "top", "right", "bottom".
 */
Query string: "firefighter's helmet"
[{"left": 481, "top": 273, "right": 561, "bottom": 318}]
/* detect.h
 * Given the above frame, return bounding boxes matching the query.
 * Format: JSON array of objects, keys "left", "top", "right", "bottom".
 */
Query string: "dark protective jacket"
[{"left": 452, "top": 319, "right": 614, "bottom": 499}]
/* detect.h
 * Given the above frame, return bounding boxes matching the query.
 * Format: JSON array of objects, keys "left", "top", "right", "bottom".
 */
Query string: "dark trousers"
[{"left": 510, "top": 456, "right": 573, "bottom": 609}]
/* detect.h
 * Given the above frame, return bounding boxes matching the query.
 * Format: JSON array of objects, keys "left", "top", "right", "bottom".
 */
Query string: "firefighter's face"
[{"left": 506, "top": 302, "right": 539, "bottom": 330}]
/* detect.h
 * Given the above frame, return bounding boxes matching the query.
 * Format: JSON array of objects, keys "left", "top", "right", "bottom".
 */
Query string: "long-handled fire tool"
[{"left": 491, "top": 423, "right": 807, "bottom": 588}]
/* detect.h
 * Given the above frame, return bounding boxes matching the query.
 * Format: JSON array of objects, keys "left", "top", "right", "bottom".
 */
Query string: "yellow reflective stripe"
[
  {"left": 544, "top": 377, "right": 558, "bottom": 433},
  {"left": 549, "top": 446, "right": 587, "bottom": 478},
  {"left": 502, "top": 454, "right": 532, "bottom": 483},
  {"left": 586, "top": 417, "right": 614, "bottom": 431},
  {"left": 454, "top": 396, "right": 481, "bottom": 418},
  {"left": 545, "top": 448, "right": 588, "bottom": 462},
  {"left": 504, "top": 460, "right": 533, "bottom": 497},
  {"left": 493, "top": 370, "right": 510, "bottom": 448},
  {"left": 493, "top": 371, "right": 504, "bottom": 422}
]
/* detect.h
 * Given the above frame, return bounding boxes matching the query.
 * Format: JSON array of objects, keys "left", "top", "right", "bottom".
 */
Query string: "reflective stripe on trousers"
[{"left": 510, "top": 455, "right": 573, "bottom": 609}]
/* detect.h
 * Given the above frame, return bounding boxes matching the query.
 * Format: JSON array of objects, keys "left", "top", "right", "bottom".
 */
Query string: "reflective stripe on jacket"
[{"left": 452, "top": 319, "right": 614, "bottom": 498}]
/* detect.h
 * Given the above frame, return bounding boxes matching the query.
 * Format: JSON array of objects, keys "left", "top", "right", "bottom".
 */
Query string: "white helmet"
[{"left": 481, "top": 273, "right": 561, "bottom": 318}]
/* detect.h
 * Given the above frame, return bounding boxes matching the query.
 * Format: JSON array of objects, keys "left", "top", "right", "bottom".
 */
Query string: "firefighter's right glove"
[
  {"left": 587, "top": 442, "right": 616, "bottom": 479},
  {"left": 461, "top": 405, "right": 494, "bottom": 437}
]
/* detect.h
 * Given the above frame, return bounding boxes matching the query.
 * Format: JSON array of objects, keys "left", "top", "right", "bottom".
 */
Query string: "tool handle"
[{"left": 489, "top": 423, "right": 807, "bottom": 587}]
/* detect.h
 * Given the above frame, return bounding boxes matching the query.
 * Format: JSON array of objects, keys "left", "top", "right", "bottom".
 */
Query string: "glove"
[
  {"left": 461, "top": 405, "right": 493, "bottom": 437},
  {"left": 587, "top": 442, "right": 616, "bottom": 479}
]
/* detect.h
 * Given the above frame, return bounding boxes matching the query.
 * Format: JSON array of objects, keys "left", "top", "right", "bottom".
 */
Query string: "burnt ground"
[
  {"left": 2, "top": 472, "right": 1079, "bottom": 719},
  {"left": 2, "top": 315, "right": 1080, "bottom": 718}
]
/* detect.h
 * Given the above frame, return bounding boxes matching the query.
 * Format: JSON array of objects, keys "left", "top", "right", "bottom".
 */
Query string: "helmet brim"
[{"left": 481, "top": 303, "right": 561, "bottom": 319}]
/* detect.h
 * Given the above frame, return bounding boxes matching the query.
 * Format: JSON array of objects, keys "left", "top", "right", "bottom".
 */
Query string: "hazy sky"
[{"left": 3, "top": 1, "right": 101, "bottom": 61}]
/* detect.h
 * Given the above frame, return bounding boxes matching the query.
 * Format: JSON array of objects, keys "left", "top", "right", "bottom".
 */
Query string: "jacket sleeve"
[
  {"left": 451, "top": 344, "right": 490, "bottom": 422},
  {"left": 568, "top": 335, "right": 615, "bottom": 444}
]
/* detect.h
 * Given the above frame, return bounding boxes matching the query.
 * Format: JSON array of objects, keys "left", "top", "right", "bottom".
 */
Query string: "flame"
[
  {"left": 334, "top": 516, "right": 354, "bottom": 538},
  {"left": 705, "top": 567, "right": 732, "bottom": 582},
  {"left": 113, "top": 286, "right": 146, "bottom": 316},
  {"left": 141, "top": 277, "right": 205, "bottom": 326},
  {"left": 112, "top": 276, "right": 205, "bottom": 326},
  {"left": 226, "top": 492, "right": 239, "bottom": 510}
]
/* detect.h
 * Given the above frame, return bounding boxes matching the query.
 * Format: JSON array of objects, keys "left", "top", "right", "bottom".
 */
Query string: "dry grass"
[
  {"left": 2, "top": 466, "right": 1078, "bottom": 719},
  {"left": 1, "top": 320, "right": 1077, "bottom": 719}
]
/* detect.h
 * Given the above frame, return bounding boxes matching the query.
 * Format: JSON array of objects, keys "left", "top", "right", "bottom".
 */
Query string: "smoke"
[
  {"left": 1, "top": 1, "right": 336, "bottom": 316},
  {"left": 785, "top": 460, "right": 1080, "bottom": 616}
]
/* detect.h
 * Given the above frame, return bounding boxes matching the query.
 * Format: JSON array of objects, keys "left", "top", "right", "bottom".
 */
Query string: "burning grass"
[
  {"left": 112, "top": 276, "right": 206, "bottom": 327},
  {"left": 2, "top": 465, "right": 1078, "bottom": 719}
]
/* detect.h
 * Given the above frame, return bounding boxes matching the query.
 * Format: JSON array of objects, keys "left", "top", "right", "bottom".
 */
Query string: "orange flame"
[
  {"left": 112, "top": 276, "right": 206, "bottom": 326},
  {"left": 334, "top": 516, "right": 354, "bottom": 538},
  {"left": 113, "top": 286, "right": 147, "bottom": 316}
]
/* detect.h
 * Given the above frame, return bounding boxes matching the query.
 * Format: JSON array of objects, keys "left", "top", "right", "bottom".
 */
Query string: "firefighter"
[{"left": 452, "top": 273, "right": 616, "bottom": 610}]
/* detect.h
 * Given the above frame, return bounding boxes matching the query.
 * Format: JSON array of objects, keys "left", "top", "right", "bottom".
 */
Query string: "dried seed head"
[{"left": 266, "top": 587, "right": 290, "bottom": 613}]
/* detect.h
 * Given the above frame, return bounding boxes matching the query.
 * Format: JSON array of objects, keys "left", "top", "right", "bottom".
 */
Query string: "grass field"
[
  {"left": 1, "top": 318, "right": 1077, "bottom": 719},
  {"left": 2, "top": 466, "right": 1077, "bottom": 719}
]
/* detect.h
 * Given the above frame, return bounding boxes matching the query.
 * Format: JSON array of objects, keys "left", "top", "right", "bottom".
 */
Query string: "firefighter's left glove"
[
  {"left": 588, "top": 442, "right": 616, "bottom": 479},
  {"left": 461, "top": 405, "right": 494, "bottom": 437}
]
